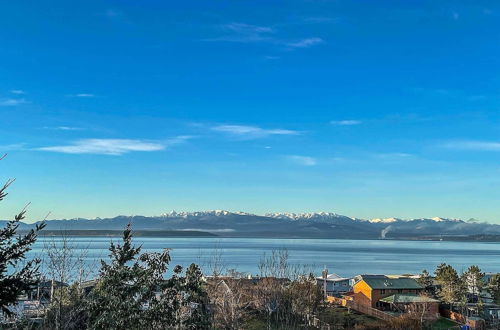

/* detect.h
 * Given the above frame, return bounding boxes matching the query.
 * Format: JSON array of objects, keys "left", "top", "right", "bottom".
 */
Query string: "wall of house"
[
  {"left": 317, "top": 279, "right": 351, "bottom": 295},
  {"left": 330, "top": 279, "right": 350, "bottom": 293},
  {"left": 353, "top": 280, "right": 373, "bottom": 306}
]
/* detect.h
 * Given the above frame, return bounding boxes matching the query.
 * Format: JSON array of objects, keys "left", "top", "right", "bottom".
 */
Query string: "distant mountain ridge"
[{"left": 4, "top": 210, "right": 499, "bottom": 239}]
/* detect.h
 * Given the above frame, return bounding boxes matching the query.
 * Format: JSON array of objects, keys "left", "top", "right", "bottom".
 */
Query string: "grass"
[
  {"left": 242, "top": 317, "right": 268, "bottom": 330},
  {"left": 431, "top": 317, "right": 460, "bottom": 330},
  {"left": 318, "top": 305, "right": 379, "bottom": 328}
]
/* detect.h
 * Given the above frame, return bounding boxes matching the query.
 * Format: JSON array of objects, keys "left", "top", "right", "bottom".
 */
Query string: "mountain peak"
[
  {"left": 369, "top": 217, "right": 401, "bottom": 223},
  {"left": 265, "top": 212, "right": 346, "bottom": 220}
]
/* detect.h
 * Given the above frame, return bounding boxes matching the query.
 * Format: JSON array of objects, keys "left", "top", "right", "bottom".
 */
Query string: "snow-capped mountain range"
[{"left": 4, "top": 210, "right": 497, "bottom": 239}]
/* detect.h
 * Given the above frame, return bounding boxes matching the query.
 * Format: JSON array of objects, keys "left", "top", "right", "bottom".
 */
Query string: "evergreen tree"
[
  {"left": 86, "top": 224, "right": 209, "bottom": 330},
  {"left": 182, "top": 263, "right": 210, "bottom": 329},
  {"left": 488, "top": 274, "right": 500, "bottom": 304},
  {"left": 457, "top": 272, "right": 469, "bottom": 315},
  {"left": 434, "top": 263, "right": 460, "bottom": 307},
  {"left": 417, "top": 269, "right": 434, "bottom": 295},
  {"left": 463, "top": 265, "right": 484, "bottom": 299},
  {"left": 0, "top": 177, "right": 45, "bottom": 316},
  {"left": 463, "top": 265, "right": 485, "bottom": 314}
]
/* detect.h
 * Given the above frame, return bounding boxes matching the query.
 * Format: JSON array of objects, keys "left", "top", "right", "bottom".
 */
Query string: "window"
[
  {"left": 397, "top": 289, "right": 403, "bottom": 293},
  {"left": 380, "top": 289, "right": 386, "bottom": 294}
]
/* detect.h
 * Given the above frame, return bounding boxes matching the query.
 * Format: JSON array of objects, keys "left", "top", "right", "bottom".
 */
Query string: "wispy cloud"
[
  {"left": 205, "top": 22, "right": 324, "bottom": 51},
  {"left": 375, "top": 152, "right": 413, "bottom": 158},
  {"left": 287, "top": 155, "right": 317, "bottom": 166},
  {"left": 205, "top": 22, "right": 274, "bottom": 43},
  {"left": 10, "top": 90, "right": 25, "bottom": 94},
  {"left": 443, "top": 140, "right": 500, "bottom": 152},
  {"left": 225, "top": 22, "right": 274, "bottom": 34},
  {"left": 212, "top": 124, "right": 299, "bottom": 139},
  {"left": 286, "top": 37, "right": 323, "bottom": 49},
  {"left": 43, "top": 126, "right": 83, "bottom": 131},
  {"left": 0, "top": 98, "right": 27, "bottom": 106},
  {"left": 73, "top": 93, "right": 95, "bottom": 98},
  {"left": 0, "top": 143, "right": 26, "bottom": 151},
  {"left": 37, "top": 136, "right": 191, "bottom": 155},
  {"left": 330, "top": 120, "right": 362, "bottom": 126}
]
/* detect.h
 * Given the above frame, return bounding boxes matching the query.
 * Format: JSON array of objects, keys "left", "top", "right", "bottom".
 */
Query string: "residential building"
[
  {"left": 351, "top": 277, "right": 424, "bottom": 308},
  {"left": 316, "top": 273, "right": 351, "bottom": 296}
]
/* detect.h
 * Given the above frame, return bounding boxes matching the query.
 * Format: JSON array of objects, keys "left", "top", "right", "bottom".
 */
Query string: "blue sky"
[{"left": 1, "top": 0, "right": 500, "bottom": 223}]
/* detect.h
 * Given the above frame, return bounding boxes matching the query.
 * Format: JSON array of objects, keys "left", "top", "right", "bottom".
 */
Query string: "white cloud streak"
[
  {"left": 443, "top": 141, "right": 500, "bottom": 152},
  {"left": 205, "top": 22, "right": 274, "bottom": 43},
  {"left": 0, "top": 143, "right": 26, "bottom": 151},
  {"left": 330, "top": 120, "right": 362, "bottom": 126},
  {"left": 74, "top": 93, "right": 95, "bottom": 98},
  {"left": 43, "top": 126, "right": 83, "bottom": 131},
  {"left": 225, "top": 22, "right": 274, "bottom": 34},
  {"left": 0, "top": 98, "right": 27, "bottom": 106},
  {"left": 205, "top": 22, "right": 324, "bottom": 50},
  {"left": 37, "top": 136, "right": 191, "bottom": 155},
  {"left": 212, "top": 125, "right": 299, "bottom": 139},
  {"left": 286, "top": 37, "right": 323, "bottom": 48},
  {"left": 287, "top": 155, "right": 317, "bottom": 166}
]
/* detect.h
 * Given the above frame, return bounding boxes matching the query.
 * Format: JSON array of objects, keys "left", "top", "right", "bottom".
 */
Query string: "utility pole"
[
  {"left": 322, "top": 266, "right": 328, "bottom": 298},
  {"left": 79, "top": 268, "right": 83, "bottom": 289},
  {"left": 50, "top": 279, "right": 54, "bottom": 301}
]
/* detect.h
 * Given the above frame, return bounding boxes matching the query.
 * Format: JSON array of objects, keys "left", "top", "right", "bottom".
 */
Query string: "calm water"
[{"left": 28, "top": 237, "right": 500, "bottom": 279}]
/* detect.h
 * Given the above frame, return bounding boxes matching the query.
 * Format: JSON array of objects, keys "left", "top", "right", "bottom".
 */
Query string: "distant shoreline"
[
  {"left": 24, "top": 230, "right": 500, "bottom": 242},
  {"left": 34, "top": 230, "right": 218, "bottom": 238}
]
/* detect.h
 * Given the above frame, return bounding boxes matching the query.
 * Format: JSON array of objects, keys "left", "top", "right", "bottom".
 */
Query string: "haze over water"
[{"left": 29, "top": 237, "right": 500, "bottom": 278}]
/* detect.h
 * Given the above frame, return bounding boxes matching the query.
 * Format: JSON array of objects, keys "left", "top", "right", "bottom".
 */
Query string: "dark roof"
[
  {"left": 362, "top": 278, "right": 423, "bottom": 290},
  {"left": 358, "top": 274, "right": 387, "bottom": 279}
]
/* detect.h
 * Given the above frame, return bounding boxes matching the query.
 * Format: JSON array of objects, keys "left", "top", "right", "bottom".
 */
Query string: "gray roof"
[
  {"left": 362, "top": 278, "right": 423, "bottom": 290},
  {"left": 316, "top": 273, "right": 350, "bottom": 282},
  {"left": 380, "top": 294, "right": 439, "bottom": 304}
]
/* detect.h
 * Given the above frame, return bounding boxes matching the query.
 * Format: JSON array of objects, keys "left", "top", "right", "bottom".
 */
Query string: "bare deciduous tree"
[
  {"left": 255, "top": 249, "right": 321, "bottom": 329},
  {"left": 41, "top": 230, "right": 94, "bottom": 330},
  {"left": 258, "top": 248, "right": 313, "bottom": 280},
  {"left": 208, "top": 278, "right": 249, "bottom": 329}
]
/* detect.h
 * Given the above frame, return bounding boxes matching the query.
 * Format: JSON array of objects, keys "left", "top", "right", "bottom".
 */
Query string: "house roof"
[
  {"left": 380, "top": 294, "right": 439, "bottom": 304},
  {"left": 355, "top": 274, "right": 387, "bottom": 279},
  {"left": 316, "top": 273, "right": 350, "bottom": 282},
  {"left": 362, "top": 278, "right": 423, "bottom": 290}
]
